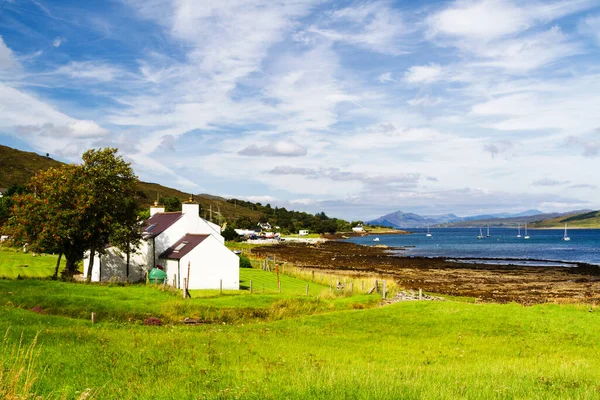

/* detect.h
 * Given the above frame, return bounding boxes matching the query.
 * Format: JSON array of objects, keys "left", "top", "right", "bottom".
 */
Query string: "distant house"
[
  {"left": 83, "top": 199, "right": 239, "bottom": 289},
  {"left": 352, "top": 224, "right": 364, "bottom": 233},
  {"left": 299, "top": 229, "right": 309, "bottom": 236},
  {"left": 258, "top": 222, "right": 272, "bottom": 231},
  {"left": 0, "top": 188, "right": 6, "bottom": 198}
]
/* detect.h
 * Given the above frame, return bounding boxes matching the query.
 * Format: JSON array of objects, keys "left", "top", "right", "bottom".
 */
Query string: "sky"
[{"left": 1, "top": 0, "right": 599, "bottom": 221}]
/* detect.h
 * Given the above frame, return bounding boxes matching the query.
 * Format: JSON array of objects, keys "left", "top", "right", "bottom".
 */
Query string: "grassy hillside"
[
  {"left": 0, "top": 144, "right": 63, "bottom": 188},
  {"left": 531, "top": 210, "right": 600, "bottom": 228},
  {"left": 0, "top": 145, "right": 263, "bottom": 224}
]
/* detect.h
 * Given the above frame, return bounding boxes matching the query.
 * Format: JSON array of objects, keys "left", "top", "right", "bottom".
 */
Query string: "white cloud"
[
  {"left": 404, "top": 63, "right": 443, "bottom": 84},
  {"left": 578, "top": 14, "right": 600, "bottom": 45},
  {"left": 428, "top": 0, "right": 596, "bottom": 42},
  {"left": 307, "top": 1, "right": 409, "bottom": 55},
  {"left": 428, "top": 0, "right": 531, "bottom": 41},
  {"left": 54, "top": 61, "right": 120, "bottom": 82},
  {"left": 377, "top": 72, "right": 394, "bottom": 83},
  {"left": 473, "top": 26, "right": 583, "bottom": 71},
  {"left": 407, "top": 95, "right": 443, "bottom": 106},
  {"left": 0, "top": 36, "right": 18, "bottom": 70},
  {"left": 532, "top": 178, "right": 570, "bottom": 186},
  {"left": 238, "top": 141, "right": 307, "bottom": 157},
  {"left": 52, "top": 37, "right": 65, "bottom": 48}
]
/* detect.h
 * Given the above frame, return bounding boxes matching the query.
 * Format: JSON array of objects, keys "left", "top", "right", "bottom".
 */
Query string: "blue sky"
[{"left": 1, "top": 0, "right": 599, "bottom": 220}]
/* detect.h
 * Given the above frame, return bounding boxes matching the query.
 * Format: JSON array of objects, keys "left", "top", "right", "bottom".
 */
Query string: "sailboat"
[
  {"left": 517, "top": 225, "right": 522, "bottom": 238},
  {"left": 486, "top": 224, "right": 490, "bottom": 238},
  {"left": 477, "top": 227, "right": 484, "bottom": 240},
  {"left": 426, "top": 224, "right": 432, "bottom": 237},
  {"left": 524, "top": 223, "right": 530, "bottom": 240},
  {"left": 563, "top": 223, "right": 570, "bottom": 241}
]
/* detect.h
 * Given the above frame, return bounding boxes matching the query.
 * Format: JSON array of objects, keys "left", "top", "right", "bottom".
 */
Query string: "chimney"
[
  {"left": 150, "top": 200, "right": 165, "bottom": 217},
  {"left": 182, "top": 195, "right": 199, "bottom": 218}
]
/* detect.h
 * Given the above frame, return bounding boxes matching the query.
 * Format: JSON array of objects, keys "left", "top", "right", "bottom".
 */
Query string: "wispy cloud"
[
  {"left": 532, "top": 178, "right": 570, "bottom": 186},
  {"left": 307, "top": 1, "right": 410, "bottom": 55},
  {"left": 1, "top": 0, "right": 599, "bottom": 220},
  {"left": 238, "top": 141, "right": 307, "bottom": 157}
]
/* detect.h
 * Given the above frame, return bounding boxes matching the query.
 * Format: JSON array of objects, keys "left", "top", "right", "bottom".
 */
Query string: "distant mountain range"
[{"left": 367, "top": 209, "right": 595, "bottom": 229}]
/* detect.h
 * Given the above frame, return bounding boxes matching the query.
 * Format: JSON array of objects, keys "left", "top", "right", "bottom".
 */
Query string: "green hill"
[
  {"left": 0, "top": 144, "right": 349, "bottom": 232},
  {"left": 0, "top": 145, "right": 263, "bottom": 225},
  {"left": 0, "top": 144, "right": 63, "bottom": 187},
  {"left": 530, "top": 210, "right": 600, "bottom": 228}
]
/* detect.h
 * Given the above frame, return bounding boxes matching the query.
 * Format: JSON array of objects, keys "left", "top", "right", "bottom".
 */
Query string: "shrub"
[{"left": 239, "top": 255, "right": 252, "bottom": 269}]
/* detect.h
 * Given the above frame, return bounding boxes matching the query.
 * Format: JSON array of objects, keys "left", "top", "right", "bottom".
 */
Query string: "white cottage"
[
  {"left": 83, "top": 199, "right": 239, "bottom": 289},
  {"left": 159, "top": 234, "right": 239, "bottom": 290}
]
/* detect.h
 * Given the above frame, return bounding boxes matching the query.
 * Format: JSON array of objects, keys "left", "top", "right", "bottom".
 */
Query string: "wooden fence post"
[
  {"left": 419, "top": 288, "right": 423, "bottom": 300},
  {"left": 220, "top": 279, "right": 223, "bottom": 295},
  {"left": 362, "top": 280, "right": 364, "bottom": 292},
  {"left": 182, "top": 278, "right": 187, "bottom": 299},
  {"left": 278, "top": 280, "right": 281, "bottom": 293},
  {"left": 91, "top": 312, "right": 96, "bottom": 324},
  {"left": 312, "top": 271, "right": 315, "bottom": 280},
  {"left": 382, "top": 280, "right": 387, "bottom": 299},
  {"left": 306, "top": 284, "right": 309, "bottom": 296},
  {"left": 250, "top": 280, "right": 253, "bottom": 294}
]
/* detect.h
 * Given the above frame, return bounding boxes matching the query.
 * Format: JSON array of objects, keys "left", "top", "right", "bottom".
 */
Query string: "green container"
[{"left": 148, "top": 268, "right": 167, "bottom": 284}]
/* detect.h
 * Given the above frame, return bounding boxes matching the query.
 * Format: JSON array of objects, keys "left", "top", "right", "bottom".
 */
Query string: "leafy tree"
[
  {"left": 81, "top": 148, "right": 138, "bottom": 282},
  {"left": 110, "top": 197, "right": 143, "bottom": 279},
  {"left": 222, "top": 225, "right": 239, "bottom": 241},
  {"left": 6, "top": 148, "right": 139, "bottom": 278},
  {"left": 7, "top": 165, "right": 93, "bottom": 275},
  {"left": 159, "top": 196, "right": 182, "bottom": 212},
  {"left": 0, "top": 184, "right": 26, "bottom": 230}
]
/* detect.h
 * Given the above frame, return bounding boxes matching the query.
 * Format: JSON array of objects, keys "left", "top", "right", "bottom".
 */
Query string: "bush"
[
  {"left": 222, "top": 225, "right": 239, "bottom": 241},
  {"left": 239, "top": 255, "right": 252, "bottom": 269}
]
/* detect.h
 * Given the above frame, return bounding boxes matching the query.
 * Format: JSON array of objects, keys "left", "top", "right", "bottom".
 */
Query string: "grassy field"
[
  {"left": 0, "top": 247, "right": 66, "bottom": 278},
  {"left": 3, "top": 250, "right": 600, "bottom": 399}
]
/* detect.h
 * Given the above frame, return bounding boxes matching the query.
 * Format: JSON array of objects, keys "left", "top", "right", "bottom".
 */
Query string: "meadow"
[{"left": 2, "top": 248, "right": 600, "bottom": 399}]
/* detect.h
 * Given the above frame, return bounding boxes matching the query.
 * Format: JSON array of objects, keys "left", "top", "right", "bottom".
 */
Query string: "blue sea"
[{"left": 346, "top": 228, "right": 600, "bottom": 267}]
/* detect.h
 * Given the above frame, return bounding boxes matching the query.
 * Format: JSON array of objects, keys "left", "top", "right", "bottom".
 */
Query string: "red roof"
[
  {"left": 143, "top": 212, "right": 183, "bottom": 238},
  {"left": 159, "top": 234, "right": 210, "bottom": 260}
]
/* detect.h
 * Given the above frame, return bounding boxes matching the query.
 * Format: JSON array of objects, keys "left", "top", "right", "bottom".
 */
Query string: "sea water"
[{"left": 346, "top": 228, "right": 600, "bottom": 266}]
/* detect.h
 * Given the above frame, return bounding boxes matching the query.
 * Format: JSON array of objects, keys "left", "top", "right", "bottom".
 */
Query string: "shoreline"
[{"left": 252, "top": 240, "right": 600, "bottom": 304}]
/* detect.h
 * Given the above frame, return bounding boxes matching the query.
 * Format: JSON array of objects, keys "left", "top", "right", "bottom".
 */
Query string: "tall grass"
[
  {"left": 0, "top": 328, "right": 96, "bottom": 400},
  {"left": 0, "top": 329, "right": 39, "bottom": 399}
]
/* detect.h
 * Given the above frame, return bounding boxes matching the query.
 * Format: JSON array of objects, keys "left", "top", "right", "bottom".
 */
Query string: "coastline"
[{"left": 252, "top": 240, "right": 600, "bottom": 304}]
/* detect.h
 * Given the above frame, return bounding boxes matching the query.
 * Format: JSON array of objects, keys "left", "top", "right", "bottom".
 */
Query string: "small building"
[
  {"left": 0, "top": 188, "right": 6, "bottom": 198},
  {"left": 159, "top": 234, "right": 239, "bottom": 289},
  {"left": 83, "top": 199, "right": 239, "bottom": 289},
  {"left": 299, "top": 229, "right": 309, "bottom": 236},
  {"left": 352, "top": 224, "right": 364, "bottom": 233},
  {"left": 258, "top": 222, "right": 272, "bottom": 231}
]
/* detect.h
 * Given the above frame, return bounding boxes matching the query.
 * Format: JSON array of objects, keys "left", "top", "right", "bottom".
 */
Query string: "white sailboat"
[
  {"left": 373, "top": 237, "right": 380, "bottom": 242},
  {"left": 563, "top": 223, "right": 570, "bottom": 241},
  {"left": 486, "top": 224, "right": 490, "bottom": 238},
  {"left": 426, "top": 224, "right": 432, "bottom": 237},
  {"left": 524, "top": 223, "right": 530, "bottom": 240},
  {"left": 477, "top": 227, "right": 484, "bottom": 240},
  {"left": 517, "top": 225, "right": 522, "bottom": 238}
]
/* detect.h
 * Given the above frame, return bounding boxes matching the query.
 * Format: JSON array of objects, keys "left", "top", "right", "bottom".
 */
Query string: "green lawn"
[
  {"left": 3, "top": 249, "right": 600, "bottom": 399},
  {"left": 2, "top": 293, "right": 600, "bottom": 399},
  {"left": 0, "top": 247, "right": 65, "bottom": 278}
]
